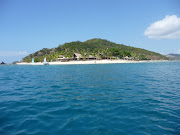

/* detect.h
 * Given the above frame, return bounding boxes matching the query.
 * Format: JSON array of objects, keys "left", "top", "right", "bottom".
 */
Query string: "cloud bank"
[
  {"left": 144, "top": 15, "right": 180, "bottom": 39},
  {"left": 0, "top": 51, "right": 29, "bottom": 63},
  {"left": 0, "top": 51, "right": 29, "bottom": 57},
  {"left": 177, "top": 49, "right": 180, "bottom": 54}
]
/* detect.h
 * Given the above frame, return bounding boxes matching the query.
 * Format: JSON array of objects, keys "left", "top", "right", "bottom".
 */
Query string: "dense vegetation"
[{"left": 22, "top": 38, "right": 168, "bottom": 62}]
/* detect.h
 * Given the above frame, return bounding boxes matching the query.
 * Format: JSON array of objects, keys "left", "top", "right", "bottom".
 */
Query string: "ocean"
[{"left": 0, "top": 61, "right": 180, "bottom": 135}]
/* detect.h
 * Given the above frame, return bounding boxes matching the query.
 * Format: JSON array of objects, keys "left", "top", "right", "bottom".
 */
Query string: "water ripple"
[{"left": 0, "top": 62, "right": 180, "bottom": 135}]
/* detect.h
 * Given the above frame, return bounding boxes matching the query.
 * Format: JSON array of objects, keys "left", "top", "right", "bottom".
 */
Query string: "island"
[
  {"left": 0, "top": 61, "right": 6, "bottom": 65},
  {"left": 166, "top": 53, "right": 180, "bottom": 60},
  {"left": 17, "top": 38, "right": 168, "bottom": 65}
]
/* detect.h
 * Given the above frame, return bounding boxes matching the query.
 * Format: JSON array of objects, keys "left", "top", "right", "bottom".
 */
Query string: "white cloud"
[
  {"left": 177, "top": 49, "right": 180, "bottom": 54},
  {"left": 0, "top": 51, "right": 29, "bottom": 57},
  {"left": 0, "top": 51, "right": 29, "bottom": 63},
  {"left": 144, "top": 15, "right": 180, "bottom": 39}
]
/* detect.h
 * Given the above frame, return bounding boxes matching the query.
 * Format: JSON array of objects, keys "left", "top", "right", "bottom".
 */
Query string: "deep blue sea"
[{"left": 0, "top": 61, "right": 180, "bottom": 135}]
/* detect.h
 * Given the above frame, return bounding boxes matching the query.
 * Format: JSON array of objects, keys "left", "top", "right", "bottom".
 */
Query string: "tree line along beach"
[{"left": 16, "top": 38, "right": 169, "bottom": 65}]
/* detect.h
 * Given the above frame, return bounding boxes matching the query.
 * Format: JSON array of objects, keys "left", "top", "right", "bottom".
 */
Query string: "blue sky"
[{"left": 0, "top": 0, "right": 180, "bottom": 63}]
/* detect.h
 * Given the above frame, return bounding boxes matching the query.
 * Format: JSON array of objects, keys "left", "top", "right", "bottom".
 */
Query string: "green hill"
[{"left": 22, "top": 38, "right": 168, "bottom": 62}]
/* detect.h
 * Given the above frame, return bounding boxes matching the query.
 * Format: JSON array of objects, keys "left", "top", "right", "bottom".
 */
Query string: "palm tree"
[
  {"left": 92, "top": 52, "right": 97, "bottom": 60},
  {"left": 80, "top": 49, "right": 86, "bottom": 60},
  {"left": 97, "top": 49, "right": 102, "bottom": 60},
  {"left": 107, "top": 50, "right": 112, "bottom": 60}
]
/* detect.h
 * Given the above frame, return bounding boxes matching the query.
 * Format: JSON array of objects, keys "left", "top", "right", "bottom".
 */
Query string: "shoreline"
[{"left": 16, "top": 59, "right": 168, "bottom": 65}]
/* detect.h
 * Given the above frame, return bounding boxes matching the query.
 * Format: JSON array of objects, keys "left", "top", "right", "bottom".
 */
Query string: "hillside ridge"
[{"left": 22, "top": 38, "right": 168, "bottom": 62}]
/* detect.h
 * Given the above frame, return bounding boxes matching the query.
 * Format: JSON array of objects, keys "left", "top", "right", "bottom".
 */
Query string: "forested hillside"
[{"left": 22, "top": 38, "right": 168, "bottom": 62}]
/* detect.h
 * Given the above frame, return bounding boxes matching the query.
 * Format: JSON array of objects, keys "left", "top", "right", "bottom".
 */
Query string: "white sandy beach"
[{"left": 16, "top": 59, "right": 167, "bottom": 65}]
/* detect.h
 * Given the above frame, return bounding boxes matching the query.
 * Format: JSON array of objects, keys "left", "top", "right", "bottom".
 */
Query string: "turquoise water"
[{"left": 0, "top": 62, "right": 180, "bottom": 135}]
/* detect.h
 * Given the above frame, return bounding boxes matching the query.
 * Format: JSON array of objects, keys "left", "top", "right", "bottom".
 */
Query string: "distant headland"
[
  {"left": 0, "top": 61, "right": 6, "bottom": 65},
  {"left": 166, "top": 53, "right": 180, "bottom": 60}
]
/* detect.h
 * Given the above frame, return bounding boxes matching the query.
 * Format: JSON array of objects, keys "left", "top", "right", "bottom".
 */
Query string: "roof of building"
[
  {"left": 59, "top": 55, "right": 64, "bottom": 57},
  {"left": 74, "top": 53, "right": 82, "bottom": 58},
  {"left": 88, "top": 55, "right": 96, "bottom": 58}
]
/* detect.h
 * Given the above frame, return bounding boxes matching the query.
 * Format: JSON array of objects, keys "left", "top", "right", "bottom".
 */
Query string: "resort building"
[
  {"left": 73, "top": 53, "right": 96, "bottom": 60},
  {"left": 124, "top": 56, "right": 134, "bottom": 60},
  {"left": 55, "top": 55, "right": 66, "bottom": 61},
  {"left": 74, "top": 53, "right": 82, "bottom": 60},
  {"left": 87, "top": 55, "right": 96, "bottom": 60}
]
